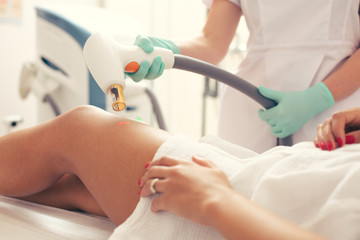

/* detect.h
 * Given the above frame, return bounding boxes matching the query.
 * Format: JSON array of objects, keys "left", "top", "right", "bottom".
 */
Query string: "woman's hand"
[
  {"left": 314, "top": 107, "right": 360, "bottom": 150},
  {"left": 140, "top": 156, "right": 327, "bottom": 240},
  {"left": 139, "top": 155, "right": 232, "bottom": 225}
]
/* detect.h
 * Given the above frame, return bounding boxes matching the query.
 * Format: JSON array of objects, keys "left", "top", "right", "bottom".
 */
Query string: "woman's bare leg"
[
  {"left": 18, "top": 174, "right": 105, "bottom": 216},
  {"left": 0, "top": 105, "right": 171, "bottom": 225}
]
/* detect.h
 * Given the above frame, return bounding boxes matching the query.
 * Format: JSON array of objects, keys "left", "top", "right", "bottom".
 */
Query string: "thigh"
[{"left": 18, "top": 174, "right": 105, "bottom": 216}]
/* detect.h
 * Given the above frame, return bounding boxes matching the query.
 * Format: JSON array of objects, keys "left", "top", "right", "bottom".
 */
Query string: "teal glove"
[
  {"left": 258, "top": 82, "right": 335, "bottom": 138},
  {"left": 126, "top": 35, "right": 180, "bottom": 82}
]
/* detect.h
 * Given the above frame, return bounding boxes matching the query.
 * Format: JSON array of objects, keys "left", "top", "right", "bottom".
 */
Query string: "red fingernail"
[
  {"left": 138, "top": 178, "right": 141, "bottom": 186},
  {"left": 336, "top": 137, "right": 343, "bottom": 147},
  {"left": 327, "top": 141, "right": 333, "bottom": 151},
  {"left": 319, "top": 142, "right": 326, "bottom": 150},
  {"left": 314, "top": 141, "right": 319, "bottom": 148},
  {"left": 138, "top": 189, "right": 142, "bottom": 195},
  {"left": 144, "top": 162, "right": 150, "bottom": 168},
  {"left": 345, "top": 135, "right": 355, "bottom": 144}
]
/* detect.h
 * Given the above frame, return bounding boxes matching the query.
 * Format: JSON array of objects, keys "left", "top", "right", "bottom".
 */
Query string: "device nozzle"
[{"left": 107, "top": 84, "right": 126, "bottom": 111}]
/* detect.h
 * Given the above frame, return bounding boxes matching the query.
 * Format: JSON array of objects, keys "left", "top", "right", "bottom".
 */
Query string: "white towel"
[{"left": 109, "top": 135, "right": 360, "bottom": 240}]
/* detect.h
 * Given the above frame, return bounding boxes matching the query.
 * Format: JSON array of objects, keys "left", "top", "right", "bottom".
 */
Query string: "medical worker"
[{"left": 127, "top": 0, "right": 360, "bottom": 153}]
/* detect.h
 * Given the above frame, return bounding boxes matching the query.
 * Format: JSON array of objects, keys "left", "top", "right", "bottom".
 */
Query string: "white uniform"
[{"left": 204, "top": 0, "right": 360, "bottom": 152}]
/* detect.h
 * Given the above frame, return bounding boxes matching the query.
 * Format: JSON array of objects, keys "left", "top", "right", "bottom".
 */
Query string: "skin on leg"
[
  {"left": 0, "top": 105, "right": 171, "bottom": 225},
  {"left": 18, "top": 174, "right": 106, "bottom": 217}
]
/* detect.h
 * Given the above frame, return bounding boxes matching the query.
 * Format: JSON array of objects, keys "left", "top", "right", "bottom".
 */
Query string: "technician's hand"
[
  {"left": 126, "top": 35, "right": 181, "bottom": 82},
  {"left": 139, "top": 155, "right": 232, "bottom": 226},
  {"left": 314, "top": 107, "right": 360, "bottom": 151},
  {"left": 258, "top": 82, "right": 335, "bottom": 138}
]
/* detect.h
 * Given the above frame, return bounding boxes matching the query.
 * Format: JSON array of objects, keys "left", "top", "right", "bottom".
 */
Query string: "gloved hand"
[
  {"left": 126, "top": 35, "right": 181, "bottom": 82},
  {"left": 258, "top": 82, "right": 335, "bottom": 138}
]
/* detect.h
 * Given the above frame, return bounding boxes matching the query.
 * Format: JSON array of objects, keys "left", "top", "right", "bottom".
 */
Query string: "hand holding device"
[
  {"left": 126, "top": 35, "right": 181, "bottom": 82},
  {"left": 258, "top": 82, "right": 335, "bottom": 138}
]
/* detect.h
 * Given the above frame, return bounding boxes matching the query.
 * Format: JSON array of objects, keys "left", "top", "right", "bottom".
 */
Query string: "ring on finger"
[{"left": 150, "top": 178, "right": 159, "bottom": 194}]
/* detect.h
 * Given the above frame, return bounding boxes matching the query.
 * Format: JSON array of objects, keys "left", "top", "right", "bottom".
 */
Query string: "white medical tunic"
[{"left": 204, "top": 0, "right": 360, "bottom": 152}]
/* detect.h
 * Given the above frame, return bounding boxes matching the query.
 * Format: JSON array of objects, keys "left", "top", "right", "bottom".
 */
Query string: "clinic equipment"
[
  {"left": 2, "top": 115, "right": 23, "bottom": 135},
  {"left": 83, "top": 33, "right": 292, "bottom": 146},
  {"left": 19, "top": 4, "right": 165, "bottom": 129}
]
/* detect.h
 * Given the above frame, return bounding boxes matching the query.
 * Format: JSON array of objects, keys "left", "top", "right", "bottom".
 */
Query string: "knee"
[
  {"left": 63, "top": 105, "right": 100, "bottom": 120},
  {"left": 54, "top": 105, "right": 104, "bottom": 130},
  {"left": 53, "top": 105, "right": 137, "bottom": 137}
]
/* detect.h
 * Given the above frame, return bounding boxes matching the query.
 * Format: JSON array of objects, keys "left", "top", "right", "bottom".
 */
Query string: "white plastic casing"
[{"left": 83, "top": 33, "right": 175, "bottom": 93}]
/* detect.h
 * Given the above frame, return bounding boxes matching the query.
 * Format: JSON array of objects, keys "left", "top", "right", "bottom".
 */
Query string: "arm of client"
[
  {"left": 140, "top": 156, "right": 327, "bottom": 240},
  {"left": 315, "top": 107, "right": 360, "bottom": 150}
]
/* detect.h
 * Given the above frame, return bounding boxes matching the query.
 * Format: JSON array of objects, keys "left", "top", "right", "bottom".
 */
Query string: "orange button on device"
[{"left": 125, "top": 61, "right": 140, "bottom": 73}]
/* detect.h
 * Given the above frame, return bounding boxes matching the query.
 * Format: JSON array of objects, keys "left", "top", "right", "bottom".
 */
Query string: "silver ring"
[{"left": 150, "top": 178, "right": 159, "bottom": 194}]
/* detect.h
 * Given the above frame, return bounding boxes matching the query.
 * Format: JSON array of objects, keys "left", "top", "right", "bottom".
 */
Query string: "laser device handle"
[
  {"left": 121, "top": 46, "right": 175, "bottom": 73},
  {"left": 83, "top": 33, "right": 175, "bottom": 93}
]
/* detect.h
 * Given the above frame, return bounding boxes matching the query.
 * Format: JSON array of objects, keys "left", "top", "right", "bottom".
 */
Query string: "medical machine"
[
  {"left": 2, "top": 115, "right": 23, "bottom": 134},
  {"left": 19, "top": 4, "right": 164, "bottom": 128},
  {"left": 83, "top": 33, "right": 292, "bottom": 146}
]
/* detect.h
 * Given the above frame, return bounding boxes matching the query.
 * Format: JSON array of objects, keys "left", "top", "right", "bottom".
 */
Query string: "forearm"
[
  {"left": 205, "top": 189, "right": 327, "bottom": 240},
  {"left": 323, "top": 48, "right": 360, "bottom": 101},
  {"left": 177, "top": 0, "right": 242, "bottom": 65},
  {"left": 178, "top": 35, "right": 228, "bottom": 65}
]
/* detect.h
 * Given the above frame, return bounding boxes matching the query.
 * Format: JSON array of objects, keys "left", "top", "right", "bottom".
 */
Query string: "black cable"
[
  {"left": 43, "top": 94, "right": 61, "bottom": 117},
  {"left": 144, "top": 88, "right": 167, "bottom": 131}
]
